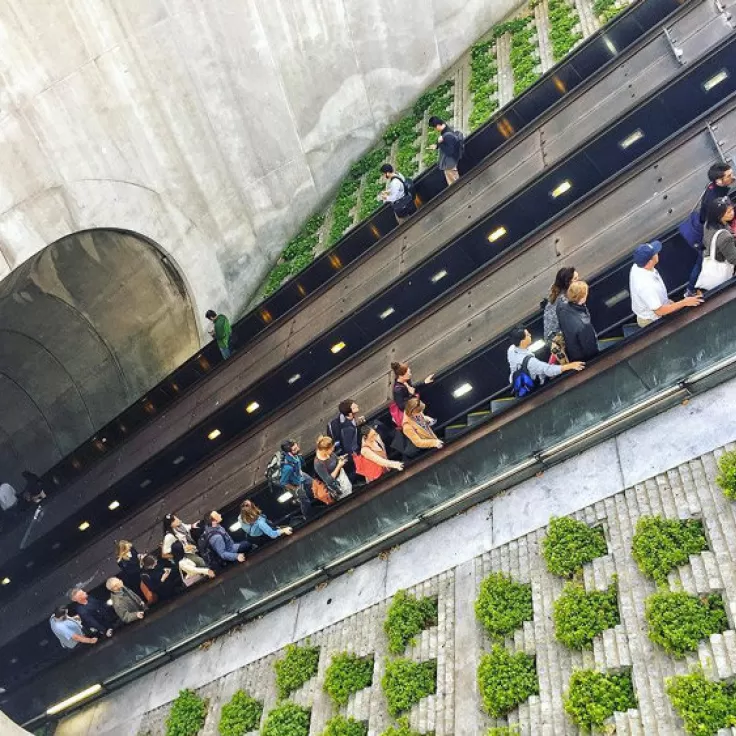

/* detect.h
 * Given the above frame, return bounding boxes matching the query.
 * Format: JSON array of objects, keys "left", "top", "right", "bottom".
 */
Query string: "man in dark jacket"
[
  {"left": 556, "top": 281, "right": 600, "bottom": 362},
  {"left": 70, "top": 588, "right": 116, "bottom": 638},
  {"left": 428, "top": 116, "right": 463, "bottom": 186},
  {"left": 685, "top": 162, "right": 735, "bottom": 296},
  {"left": 327, "top": 400, "right": 366, "bottom": 482}
]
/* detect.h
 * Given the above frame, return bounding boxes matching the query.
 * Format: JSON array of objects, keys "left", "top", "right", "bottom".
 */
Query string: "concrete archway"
[{"left": 0, "top": 229, "right": 199, "bottom": 486}]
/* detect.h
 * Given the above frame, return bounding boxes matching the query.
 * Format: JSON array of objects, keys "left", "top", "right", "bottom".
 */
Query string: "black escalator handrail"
[
  {"left": 4, "top": 48, "right": 735, "bottom": 599},
  {"left": 36, "top": 0, "right": 689, "bottom": 496}
]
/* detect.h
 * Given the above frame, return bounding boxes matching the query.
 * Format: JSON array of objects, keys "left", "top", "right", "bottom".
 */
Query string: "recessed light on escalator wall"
[
  {"left": 108, "top": 501, "right": 120, "bottom": 511},
  {"left": 619, "top": 129, "right": 644, "bottom": 150},
  {"left": 431, "top": 269, "right": 448, "bottom": 283},
  {"left": 487, "top": 227, "right": 507, "bottom": 243},
  {"left": 330, "top": 342, "right": 346, "bottom": 354},
  {"left": 452, "top": 383, "right": 473, "bottom": 398},
  {"left": 207, "top": 429, "right": 222, "bottom": 440},
  {"left": 550, "top": 181, "right": 572, "bottom": 198},
  {"left": 703, "top": 69, "right": 728, "bottom": 92},
  {"left": 246, "top": 401, "right": 260, "bottom": 414}
]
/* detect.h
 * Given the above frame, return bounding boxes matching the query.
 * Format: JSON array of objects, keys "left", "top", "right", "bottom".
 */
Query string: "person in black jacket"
[
  {"left": 557, "top": 281, "right": 600, "bottom": 363},
  {"left": 70, "top": 588, "right": 116, "bottom": 638},
  {"left": 428, "top": 116, "right": 463, "bottom": 185},
  {"left": 391, "top": 362, "right": 435, "bottom": 413}
]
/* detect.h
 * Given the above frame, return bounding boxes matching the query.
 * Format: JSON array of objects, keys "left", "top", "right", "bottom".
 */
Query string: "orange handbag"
[{"left": 311, "top": 478, "right": 336, "bottom": 505}]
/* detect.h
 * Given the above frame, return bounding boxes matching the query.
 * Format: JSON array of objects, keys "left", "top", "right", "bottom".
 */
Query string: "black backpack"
[
  {"left": 197, "top": 526, "right": 229, "bottom": 569},
  {"left": 326, "top": 416, "right": 343, "bottom": 452},
  {"left": 265, "top": 450, "right": 284, "bottom": 488},
  {"left": 512, "top": 355, "right": 539, "bottom": 398},
  {"left": 454, "top": 128, "right": 466, "bottom": 159},
  {"left": 392, "top": 175, "right": 418, "bottom": 217}
]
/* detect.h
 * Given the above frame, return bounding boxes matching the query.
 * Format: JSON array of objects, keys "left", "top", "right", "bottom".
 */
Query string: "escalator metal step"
[
  {"left": 622, "top": 323, "right": 640, "bottom": 337},
  {"left": 443, "top": 424, "right": 468, "bottom": 440},
  {"left": 491, "top": 396, "right": 517, "bottom": 414},
  {"left": 598, "top": 337, "right": 623, "bottom": 351},
  {"left": 467, "top": 410, "right": 492, "bottom": 426}
]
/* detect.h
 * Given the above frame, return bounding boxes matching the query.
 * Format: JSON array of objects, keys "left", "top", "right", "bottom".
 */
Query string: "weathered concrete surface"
[
  {"left": 0, "top": 229, "right": 198, "bottom": 485},
  {"left": 0, "top": 711, "right": 30, "bottom": 735},
  {"left": 0, "top": 0, "right": 518, "bottom": 324},
  {"left": 52, "top": 378, "right": 736, "bottom": 736}
]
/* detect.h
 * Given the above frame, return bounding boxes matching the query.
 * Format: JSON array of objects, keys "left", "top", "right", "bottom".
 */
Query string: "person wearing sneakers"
[{"left": 629, "top": 241, "right": 703, "bottom": 327}]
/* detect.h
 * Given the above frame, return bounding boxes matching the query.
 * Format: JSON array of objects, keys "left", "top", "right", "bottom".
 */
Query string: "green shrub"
[
  {"left": 542, "top": 517, "right": 608, "bottom": 577},
  {"left": 384, "top": 590, "right": 438, "bottom": 654},
  {"left": 553, "top": 581, "right": 619, "bottom": 649},
  {"left": 327, "top": 178, "right": 361, "bottom": 246},
  {"left": 477, "top": 645, "right": 539, "bottom": 718},
  {"left": 547, "top": 0, "right": 583, "bottom": 61},
  {"left": 274, "top": 643, "right": 320, "bottom": 699},
  {"left": 563, "top": 670, "right": 636, "bottom": 731},
  {"left": 379, "top": 719, "right": 423, "bottom": 736},
  {"left": 218, "top": 691, "right": 263, "bottom": 736},
  {"left": 165, "top": 689, "right": 208, "bottom": 736},
  {"left": 260, "top": 702, "right": 310, "bottom": 736},
  {"left": 322, "top": 715, "right": 368, "bottom": 736},
  {"left": 666, "top": 669, "right": 736, "bottom": 736},
  {"left": 474, "top": 572, "right": 533, "bottom": 639},
  {"left": 487, "top": 728, "right": 519, "bottom": 736},
  {"left": 592, "top": 0, "right": 624, "bottom": 24},
  {"left": 716, "top": 450, "right": 736, "bottom": 500},
  {"left": 646, "top": 591, "right": 728, "bottom": 657},
  {"left": 323, "top": 652, "right": 374, "bottom": 706},
  {"left": 381, "top": 658, "right": 437, "bottom": 716},
  {"left": 631, "top": 516, "right": 708, "bottom": 584},
  {"left": 508, "top": 19, "right": 540, "bottom": 96}
]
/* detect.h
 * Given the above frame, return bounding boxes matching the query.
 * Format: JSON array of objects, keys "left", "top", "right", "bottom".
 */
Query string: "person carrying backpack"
[
  {"left": 507, "top": 326, "right": 584, "bottom": 398},
  {"left": 198, "top": 511, "right": 251, "bottom": 568},
  {"left": 428, "top": 116, "right": 465, "bottom": 186},
  {"left": 380, "top": 164, "right": 417, "bottom": 224}
]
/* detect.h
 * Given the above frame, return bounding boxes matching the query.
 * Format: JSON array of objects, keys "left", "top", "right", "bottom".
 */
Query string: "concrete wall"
[
  {"left": 0, "top": 0, "right": 518, "bottom": 323},
  {"left": 0, "top": 229, "right": 198, "bottom": 485}
]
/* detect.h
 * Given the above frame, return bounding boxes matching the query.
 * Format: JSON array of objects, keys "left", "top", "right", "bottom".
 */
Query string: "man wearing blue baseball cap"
[{"left": 629, "top": 241, "right": 703, "bottom": 327}]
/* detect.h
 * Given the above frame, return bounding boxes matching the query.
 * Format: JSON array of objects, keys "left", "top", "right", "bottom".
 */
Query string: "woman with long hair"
[
  {"left": 238, "top": 499, "right": 292, "bottom": 547},
  {"left": 402, "top": 397, "right": 443, "bottom": 450},
  {"left": 357, "top": 424, "right": 404, "bottom": 482},
  {"left": 115, "top": 540, "right": 143, "bottom": 596},
  {"left": 390, "top": 361, "right": 435, "bottom": 412},
  {"left": 314, "top": 435, "right": 352, "bottom": 498},
  {"left": 542, "top": 266, "right": 578, "bottom": 364},
  {"left": 171, "top": 541, "right": 215, "bottom": 587},
  {"left": 703, "top": 197, "right": 736, "bottom": 267}
]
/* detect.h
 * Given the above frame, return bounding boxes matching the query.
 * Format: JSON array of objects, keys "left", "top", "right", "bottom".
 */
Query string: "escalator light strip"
[{"left": 46, "top": 684, "right": 103, "bottom": 715}]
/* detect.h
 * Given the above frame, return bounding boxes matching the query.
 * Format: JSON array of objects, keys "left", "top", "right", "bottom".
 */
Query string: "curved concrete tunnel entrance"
[{"left": 0, "top": 229, "right": 199, "bottom": 487}]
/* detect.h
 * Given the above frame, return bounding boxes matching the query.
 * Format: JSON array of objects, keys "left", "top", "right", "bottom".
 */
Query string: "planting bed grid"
[{"left": 128, "top": 443, "right": 736, "bottom": 736}]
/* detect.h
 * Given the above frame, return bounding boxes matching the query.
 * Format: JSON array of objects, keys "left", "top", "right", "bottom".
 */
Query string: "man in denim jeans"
[{"left": 279, "top": 440, "right": 316, "bottom": 519}]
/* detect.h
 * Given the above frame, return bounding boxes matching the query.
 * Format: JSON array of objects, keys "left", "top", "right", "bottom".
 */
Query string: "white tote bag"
[{"left": 695, "top": 229, "right": 734, "bottom": 290}]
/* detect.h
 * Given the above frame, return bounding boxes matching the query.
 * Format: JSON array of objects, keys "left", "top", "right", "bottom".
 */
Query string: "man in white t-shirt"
[{"left": 629, "top": 241, "right": 703, "bottom": 327}]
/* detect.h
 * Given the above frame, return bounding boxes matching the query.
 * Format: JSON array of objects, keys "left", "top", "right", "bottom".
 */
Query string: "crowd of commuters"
[{"left": 41, "top": 160, "right": 733, "bottom": 652}]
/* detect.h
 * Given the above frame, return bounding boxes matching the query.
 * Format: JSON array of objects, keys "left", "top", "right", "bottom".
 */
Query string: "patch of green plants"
[
  {"left": 508, "top": 19, "right": 540, "bottom": 96},
  {"left": 487, "top": 728, "right": 520, "bottom": 736},
  {"left": 547, "top": 0, "right": 583, "bottom": 61},
  {"left": 716, "top": 449, "right": 736, "bottom": 500},
  {"left": 327, "top": 178, "right": 361, "bottom": 247},
  {"left": 323, "top": 652, "right": 374, "bottom": 706},
  {"left": 381, "top": 658, "right": 437, "bottom": 717},
  {"left": 352, "top": 146, "right": 391, "bottom": 221},
  {"left": 474, "top": 572, "right": 533, "bottom": 639},
  {"left": 542, "top": 516, "right": 608, "bottom": 577},
  {"left": 379, "top": 719, "right": 424, "bottom": 736},
  {"left": 165, "top": 689, "right": 208, "bottom": 736},
  {"left": 262, "top": 213, "right": 325, "bottom": 297},
  {"left": 468, "top": 41, "right": 499, "bottom": 131},
  {"left": 218, "top": 690, "right": 263, "bottom": 736},
  {"left": 384, "top": 590, "right": 438, "bottom": 654},
  {"left": 260, "top": 702, "right": 311, "bottom": 736},
  {"left": 553, "top": 580, "right": 620, "bottom": 650},
  {"left": 592, "top": 0, "right": 624, "bottom": 24},
  {"left": 563, "top": 670, "right": 636, "bottom": 731},
  {"left": 477, "top": 645, "right": 539, "bottom": 718},
  {"left": 631, "top": 516, "right": 708, "bottom": 584},
  {"left": 666, "top": 669, "right": 736, "bottom": 736},
  {"left": 274, "top": 643, "right": 320, "bottom": 699},
  {"left": 322, "top": 715, "right": 368, "bottom": 736},
  {"left": 646, "top": 591, "right": 728, "bottom": 657}
]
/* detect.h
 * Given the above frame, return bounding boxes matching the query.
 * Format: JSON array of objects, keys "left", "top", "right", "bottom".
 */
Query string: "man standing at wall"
[{"left": 205, "top": 309, "right": 233, "bottom": 360}]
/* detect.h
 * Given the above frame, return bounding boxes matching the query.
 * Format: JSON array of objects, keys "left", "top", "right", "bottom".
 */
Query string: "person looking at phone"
[{"left": 313, "top": 436, "right": 353, "bottom": 499}]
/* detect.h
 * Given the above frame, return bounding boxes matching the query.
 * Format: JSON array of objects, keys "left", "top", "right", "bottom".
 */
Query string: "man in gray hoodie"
[
  {"left": 106, "top": 577, "right": 146, "bottom": 624},
  {"left": 507, "top": 326, "right": 585, "bottom": 392}
]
